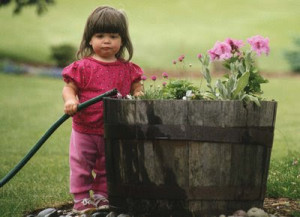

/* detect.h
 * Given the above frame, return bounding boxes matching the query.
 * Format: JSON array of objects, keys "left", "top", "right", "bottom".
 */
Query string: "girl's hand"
[
  {"left": 62, "top": 81, "right": 79, "bottom": 116},
  {"left": 131, "top": 81, "right": 144, "bottom": 97},
  {"left": 133, "top": 91, "right": 144, "bottom": 97},
  {"left": 64, "top": 99, "right": 79, "bottom": 116}
]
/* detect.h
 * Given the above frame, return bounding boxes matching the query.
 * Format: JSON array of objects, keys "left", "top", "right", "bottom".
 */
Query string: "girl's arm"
[
  {"left": 62, "top": 81, "right": 79, "bottom": 116},
  {"left": 131, "top": 80, "right": 144, "bottom": 97}
]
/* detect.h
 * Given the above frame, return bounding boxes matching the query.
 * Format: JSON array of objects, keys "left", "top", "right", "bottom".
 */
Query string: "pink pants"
[{"left": 69, "top": 129, "right": 107, "bottom": 198}]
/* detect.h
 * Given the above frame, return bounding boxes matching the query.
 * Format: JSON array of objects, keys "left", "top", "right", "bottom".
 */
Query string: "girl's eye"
[{"left": 110, "top": 35, "right": 119, "bottom": 39}]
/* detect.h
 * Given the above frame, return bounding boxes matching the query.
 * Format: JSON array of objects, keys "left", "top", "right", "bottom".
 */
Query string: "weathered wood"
[{"left": 104, "top": 99, "right": 277, "bottom": 217}]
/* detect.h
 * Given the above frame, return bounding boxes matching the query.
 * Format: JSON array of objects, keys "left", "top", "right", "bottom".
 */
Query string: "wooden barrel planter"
[{"left": 104, "top": 98, "right": 277, "bottom": 217}]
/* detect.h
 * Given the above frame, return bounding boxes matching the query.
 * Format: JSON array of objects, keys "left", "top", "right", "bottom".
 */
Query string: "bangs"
[
  {"left": 92, "top": 9, "right": 126, "bottom": 34},
  {"left": 78, "top": 6, "right": 133, "bottom": 61}
]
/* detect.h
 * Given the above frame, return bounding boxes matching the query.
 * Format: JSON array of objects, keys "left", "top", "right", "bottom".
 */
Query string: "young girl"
[{"left": 62, "top": 6, "right": 143, "bottom": 214}]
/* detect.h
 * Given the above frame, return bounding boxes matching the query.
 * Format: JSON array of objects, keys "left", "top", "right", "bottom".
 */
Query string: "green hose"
[{"left": 0, "top": 88, "right": 118, "bottom": 188}]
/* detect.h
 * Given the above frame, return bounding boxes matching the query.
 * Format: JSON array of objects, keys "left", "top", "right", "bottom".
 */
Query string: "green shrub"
[
  {"left": 162, "top": 79, "right": 202, "bottom": 99},
  {"left": 50, "top": 44, "right": 76, "bottom": 67},
  {"left": 284, "top": 38, "right": 300, "bottom": 73}
]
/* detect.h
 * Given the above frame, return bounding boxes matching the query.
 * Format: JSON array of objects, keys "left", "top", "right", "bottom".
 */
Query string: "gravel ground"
[{"left": 26, "top": 198, "right": 300, "bottom": 217}]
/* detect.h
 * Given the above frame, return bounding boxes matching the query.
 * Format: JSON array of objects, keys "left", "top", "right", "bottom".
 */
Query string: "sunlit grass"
[
  {"left": 0, "top": 73, "right": 72, "bottom": 217},
  {"left": 0, "top": 0, "right": 299, "bottom": 72},
  {"left": 267, "top": 155, "right": 300, "bottom": 199}
]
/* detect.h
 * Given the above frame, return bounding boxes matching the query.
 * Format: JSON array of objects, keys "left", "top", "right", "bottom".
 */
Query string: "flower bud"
[
  {"left": 162, "top": 72, "right": 169, "bottom": 79},
  {"left": 151, "top": 75, "right": 157, "bottom": 81}
]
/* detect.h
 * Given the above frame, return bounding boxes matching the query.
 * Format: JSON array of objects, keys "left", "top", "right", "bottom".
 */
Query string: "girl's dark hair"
[{"left": 77, "top": 6, "right": 133, "bottom": 61}]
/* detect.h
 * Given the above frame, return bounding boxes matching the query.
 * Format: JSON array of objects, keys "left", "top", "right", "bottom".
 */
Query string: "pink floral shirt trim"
[{"left": 62, "top": 57, "right": 143, "bottom": 135}]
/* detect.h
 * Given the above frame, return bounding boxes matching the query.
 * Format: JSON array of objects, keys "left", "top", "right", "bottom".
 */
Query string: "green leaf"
[
  {"left": 232, "top": 71, "right": 250, "bottom": 98},
  {"left": 226, "top": 75, "right": 236, "bottom": 98},
  {"left": 203, "top": 68, "right": 211, "bottom": 83},
  {"left": 203, "top": 92, "right": 217, "bottom": 100},
  {"left": 242, "top": 94, "right": 261, "bottom": 106},
  {"left": 216, "top": 79, "right": 228, "bottom": 99}
]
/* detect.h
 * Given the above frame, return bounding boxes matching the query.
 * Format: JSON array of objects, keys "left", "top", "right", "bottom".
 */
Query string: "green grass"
[
  {"left": 0, "top": 0, "right": 300, "bottom": 72},
  {"left": 267, "top": 156, "right": 300, "bottom": 199},
  {"left": 0, "top": 73, "right": 72, "bottom": 216},
  {"left": 262, "top": 78, "right": 300, "bottom": 159},
  {"left": 0, "top": 73, "right": 299, "bottom": 216}
]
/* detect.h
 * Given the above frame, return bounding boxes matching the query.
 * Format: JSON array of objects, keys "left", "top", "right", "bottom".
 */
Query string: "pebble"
[
  {"left": 105, "top": 212, "right": 118, "bottom": 217},
  {"left": 233, "top": 209, "right": 248, "bottom": 216},
  {"left": 247, "top": 207, "right": 268, "bottom": 217},
  {"left": 37, "top": 208, "right": 58, "bottom": 217},
  {"left": 28, "top": 206, "right": 282, "bottom": 217},
  {"left": 91, "top": 211, "right": 109, "bottom": 217}
]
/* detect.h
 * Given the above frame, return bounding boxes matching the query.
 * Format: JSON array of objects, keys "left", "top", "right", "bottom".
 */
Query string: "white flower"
[
  {"left": 182, "top": 96, "right": 187, "bottom": 100},
  {"left": 186, "top": 90, "right": 193, "bottom": 97},
  {"left": 126, "top": 95, "right": 133, "bottom": 100},
  {"left": 117, "top": 93, "right": 123, "bottom": 99}
]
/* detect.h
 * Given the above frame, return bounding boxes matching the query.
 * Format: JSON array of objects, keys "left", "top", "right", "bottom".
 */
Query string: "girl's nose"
[{"left": 103, "top": 37, "right": 111, "bottom": 43}]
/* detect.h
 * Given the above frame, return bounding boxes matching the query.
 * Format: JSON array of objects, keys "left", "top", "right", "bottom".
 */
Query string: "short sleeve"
[
  {"left": 62, "top": 61, "right": 84, "bottom": 89},
  {"left": 129, "top": 62, "right": 143, "bottom": 83}
]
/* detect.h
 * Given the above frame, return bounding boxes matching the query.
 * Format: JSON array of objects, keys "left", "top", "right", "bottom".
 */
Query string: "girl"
[{"left": 62, "top": 6, "right": 143, "bottom": 214}]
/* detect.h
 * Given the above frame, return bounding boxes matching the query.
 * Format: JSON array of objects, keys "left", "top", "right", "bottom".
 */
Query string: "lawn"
[
  {"left": 0, "top": 0, "right": 300, "bottom": 72},
  {"left": 0, "top": 73, "right": 299, "bottom": 216},
  {"left": 1, "top": 1, "right": 300, "bottom": 215}
]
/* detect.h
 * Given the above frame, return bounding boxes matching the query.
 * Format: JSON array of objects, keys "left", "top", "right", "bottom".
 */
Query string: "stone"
[
  {"left": 106, "top": 212, "right": 118, "bottom": 217},
  {"left": 91, "top": 211, "right": 109, "bottom": 217},
  {"left": 247, "top": 207, "right": 268, "bottom": 217},
  {"left": 233, "top": 210, "right": 248, "bottom": 216},
  {"left": 37, "top": 208, "right": 58, "bottom": 217}
]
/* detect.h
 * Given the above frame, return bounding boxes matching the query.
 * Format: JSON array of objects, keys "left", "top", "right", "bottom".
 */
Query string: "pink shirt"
[{"left": 62, "top": 57, "right": 143, "bottom": 135}]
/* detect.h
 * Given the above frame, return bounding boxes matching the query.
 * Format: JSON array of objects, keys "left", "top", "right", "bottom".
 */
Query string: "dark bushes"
[
  {"left": 284, "top": 38, "right": 300, "bottom": 73},
  {"left": 50, "top": 44, "right": 76, "bottom": 67}
]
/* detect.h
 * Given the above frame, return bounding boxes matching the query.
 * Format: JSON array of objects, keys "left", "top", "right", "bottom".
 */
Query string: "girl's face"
[{"left": 89, "top": 33, "right": 122, "bottom": 62}]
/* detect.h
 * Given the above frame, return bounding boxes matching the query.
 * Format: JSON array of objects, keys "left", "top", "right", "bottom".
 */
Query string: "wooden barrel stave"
[{"left": 104, "top": 99, "right": 277, "bottom": 216}]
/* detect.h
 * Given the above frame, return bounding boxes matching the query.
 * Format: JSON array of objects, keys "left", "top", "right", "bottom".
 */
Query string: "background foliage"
[{"left": 0, "top": 0, "right": 300, "bottom": 72}]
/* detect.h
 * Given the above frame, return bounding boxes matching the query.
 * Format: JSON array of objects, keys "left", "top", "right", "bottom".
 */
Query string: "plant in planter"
[
  {"left": 103, "top": 35, "right": 276, "bottom": 216},
  {"left": 140, "top": 35, "right": 270, "bottom": 106}
]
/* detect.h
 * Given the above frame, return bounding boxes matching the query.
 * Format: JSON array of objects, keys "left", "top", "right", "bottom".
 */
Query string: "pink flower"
[
  {"left": 162, "top": 81, "right": 167, "bottom": 87},
  {"left": 172, "top": 60, "right": 177, "bottom": 64},
  {"left": 247, "top": 35, "right": 270, "bottom": 56},
  {"left": 151, "top": 75, "right": 157, "bottom": 81},
  {"left": 197, "top": 53, "right": 202, "bottom": 59},
  {"left": 178, "top": 54, "right": 185, "bottom": 62},
  {"left": 162, "top": 72, "right": 168, "bottom": 79},
  {"left": 208, "top": 50, "right": 219, "bottom": 61},
  {"left": 208, "top": 41, "right": 232, "bottom": 61},
  {"left": 141, "top": 75, "right": 147, "bottom": 81},
  {"left": 225, "top": 38, "right": 244, "bottom": 52}
]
